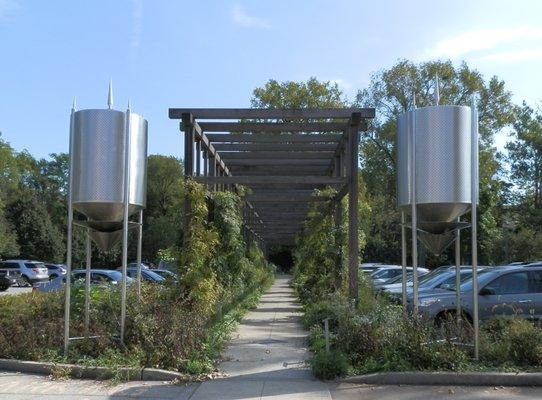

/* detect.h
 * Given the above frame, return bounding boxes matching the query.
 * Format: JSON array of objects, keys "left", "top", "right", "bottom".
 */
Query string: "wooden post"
[
  {"left": 196, "top": 139, "right": 201, "bottom": 176},
  {"left": 182, "top": 113, "right": 195, "bottom": 242},
  {"left": 347, "top": 119, "right": 360, "bottom": 304},
  {"left": 334, "top": 153, "right": 343, "bottom": 289}
]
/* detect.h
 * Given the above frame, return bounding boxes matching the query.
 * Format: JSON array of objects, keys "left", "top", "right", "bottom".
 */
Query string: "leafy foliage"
[{"left": 0, "top": 183, "right": 274, "bottom": 375}]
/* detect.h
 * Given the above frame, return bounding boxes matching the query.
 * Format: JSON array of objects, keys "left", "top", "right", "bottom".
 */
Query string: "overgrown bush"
[
  {"left": 0, "top": 182, "right": 274, "bottom": 374},
  {"left": 295, "top": 188, "right": 542, "bottom": 379},
  {"left": 309, "top": 350, "right": 349, "bottom": 380},
  {"left": 481, "top": 318, "right": 542, "bottom": 367}
]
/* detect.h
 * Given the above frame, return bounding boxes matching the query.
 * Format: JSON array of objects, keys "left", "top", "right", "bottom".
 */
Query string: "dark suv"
[{"left": 412, "top": 264, "right": 542, "bottom": 323}]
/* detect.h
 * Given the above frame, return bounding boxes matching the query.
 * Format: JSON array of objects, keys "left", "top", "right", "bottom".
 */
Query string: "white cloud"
[
  {"left": 231, "top": 3, "right": 270, "bottom": 29},
  {"left": 424, "top": 27, "right": 542, "bottom": 59},
  {"left": 481, "top": 48, "right": 542, "bottom": 63},
  {"left": 330, "top": 78, "right": 352, "bottom": 91}
]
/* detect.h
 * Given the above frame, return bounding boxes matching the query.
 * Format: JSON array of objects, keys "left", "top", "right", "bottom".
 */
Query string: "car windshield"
[
  {"left": 372, "top": 268, "right": 398, "bottom": 279},
  {"left": 25, "top": 262, "right": 46, "bottom": 269},
  {"left": 143, "top": 269, "right": 165, "bottom": 282},
  {"left": 459, "top": 269, "right": 494, "bottom": 292},
  {"left": 385, "top": 272, "right": 413, "bottom": 284}
]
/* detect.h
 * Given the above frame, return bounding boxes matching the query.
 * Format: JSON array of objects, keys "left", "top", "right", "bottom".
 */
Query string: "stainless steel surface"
[
  {"left": 397, "top": 105, "right": 472, "bottom": 226},
  {"left": 471, "top": 96, "right": 480, "bottom": 360},
  {"left": 455, "top": 221, "right": 461, "bottom": 325},
  {"left": 417, "top": 230, "right": 456, "bottom": 255},
  {"left": 401, "top": 212, "right": 407, "bottom": 313},
  {"left": 88, "top": 230, "right": 122, "bottom": 252},
  {"left": 64, "top": 103, "right": 75, "bottom": 356},
  {"left": 84, "top": 228, "right": 91, "bottom": 338},
  {"left": 71, "top": 109, "right": 148, "bottom": 222},
  {"left": 136, "top": 210, "right": 143, "bottom": 299},
  {"left": 120, "top": 107, "right": 132, "bottom": 345},
  {"left": 410, "top": 107, "right": 418, "bottom": 314}
]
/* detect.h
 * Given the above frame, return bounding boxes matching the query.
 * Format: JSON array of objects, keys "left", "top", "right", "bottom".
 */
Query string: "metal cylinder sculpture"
[
  {"left": 397, "top": 105, "right": 472, "bottom": 232},
  {"left": 64, "top": 84, "right": 148, "bottom": 355},
  {"left": 396, "top": 86, "right": 480, "bottom": 359},
  {"left": 72, "top": 108, "right": 147, "bottom": 249}
]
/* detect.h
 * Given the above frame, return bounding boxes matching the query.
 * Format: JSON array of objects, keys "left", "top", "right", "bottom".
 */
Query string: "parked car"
[
  {"left": 121, "top": 267, "right": 165, "bottom": 283},
  {"left": 152, "top": 268, "right": 178, "bottom": 281},
  {"left": 35, "top": 270, "right": 134, "bottom": 293},
  {"left": 412, "top": 264, "right": 542, "bottom": 324},
  {"left": 127, "top": 262, "right": 150, "bottom": 270},
  {"left": 380, "top": 266, "right": 482, "bottom": 297},
  {"left": 44, "top": 263, "right": 67, "bottom": 280},
  {"left": 0, "top": 260, "right": 49, "bottom": 285},
  {"left": 359, "top": 263, "right": 382, "bottom": 274},
  {"left": 371, "top": 265, "right": 429, "bottom": 286},
  {"left": 0, "top": 263, "right": 22, "bottom": 291}
]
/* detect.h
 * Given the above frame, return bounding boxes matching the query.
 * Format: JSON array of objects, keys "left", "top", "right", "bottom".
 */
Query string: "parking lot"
[{"left": 0, "top": 286, "right": 32, "bottom": 297}]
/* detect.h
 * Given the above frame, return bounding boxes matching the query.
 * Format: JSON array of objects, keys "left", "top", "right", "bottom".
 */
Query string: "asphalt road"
[{"left": 0, "top": 286, "right": 32, "bottom": 296}]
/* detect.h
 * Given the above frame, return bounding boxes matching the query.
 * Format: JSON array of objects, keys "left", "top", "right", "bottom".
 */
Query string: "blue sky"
[{"left": 1, "top": 0, "right": 541, "bottom": 159}]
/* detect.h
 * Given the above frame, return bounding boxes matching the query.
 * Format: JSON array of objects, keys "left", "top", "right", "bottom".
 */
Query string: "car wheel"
[
  {"left": 0, "top": 280, "right": 9, "bottom": 291},
  {"left": 19, "top": 275, "right": 31, "bottom": 287}
]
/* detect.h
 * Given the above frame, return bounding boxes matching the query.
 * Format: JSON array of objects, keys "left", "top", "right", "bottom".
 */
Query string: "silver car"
[
  {"left": 413, "top": 264, "right": 542, "bottom": 324},
  {"left": 371, "top": 265, "right": 429, "bottom": 286},
  {"left": 0, "top": 260, "right": 49, "bottom": 285}
]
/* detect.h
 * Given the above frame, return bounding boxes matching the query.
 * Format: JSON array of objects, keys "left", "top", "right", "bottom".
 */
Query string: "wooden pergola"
[{"left": 169, "top": 108, "right": 375, "bottom": 300}]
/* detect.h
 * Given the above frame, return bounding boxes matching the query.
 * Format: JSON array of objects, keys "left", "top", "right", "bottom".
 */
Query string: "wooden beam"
[
  {"left": 200, "top": 122, "right": 348, "bottom": 133},
  {"left": 225, "top": 159, "right": 331, "bottom": 166},
  {"left": 169, "top": 108, "right": 376, "bottom": 120},
  {"left": 230, "top": 166, "right": 328, "bottom": 175},
  {"left": 220, "top": 152, "right": 334, "bottom": 160},
  {"left": 348, "top": 123, "right": 360, "bottom": 303},
  {"left": 193, "top": 176, "right": 346, "bottom": 185},
  {"left": 213, "top": 143, "right": 338, "bottom": 152},
  {"left": 245, "top": 194, "right": 328, "bottom": 202},
  {"left": 207, "top": 133, "right": 341, "bottom": 143}
]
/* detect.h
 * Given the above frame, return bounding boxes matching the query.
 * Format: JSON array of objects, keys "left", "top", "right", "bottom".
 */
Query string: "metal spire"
[
  {"left": 412, "top": 91, "right": 417, "bottom": 109},
  {"left": 108, "top": 79, "right": 113, "bottom": 109},
  {"left": 127, "top": 99, "right": 131, "bottom": 111},
  {"left": 434, "top": 75, "right": 440, "bottom": 105},
  {"left": 72, "top": 97, "right": 77, "bottom": 112}
]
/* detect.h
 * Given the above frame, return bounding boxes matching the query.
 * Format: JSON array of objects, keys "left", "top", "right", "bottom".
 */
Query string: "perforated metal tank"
[
  {"left": 71, "top": 109, "right": 148, "bottom": 223},
  {"left": 397, "top": 105, "right": 472, "bottom": 227}
]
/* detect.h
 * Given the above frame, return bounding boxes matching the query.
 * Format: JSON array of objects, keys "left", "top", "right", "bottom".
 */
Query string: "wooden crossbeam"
[
  {"left": 193, "top": 176, "right": 346, "bottom": 185},
  {"left": 220, "top": 152, "right": 334, "bottom": 160},
  {"left": 245, "top": 194, "right": 328, "bottom": 202},
  {"left": 214, "top": 143, "right": 338, "bottom": 152},
  {"left": 206, "top": 133, "right": 341, "bottom": 143},
  {"left": 169, "top": 108, "right": 375, "bottom": 120},
  {"left": 200, "top": 122, "right": 348, "bottom": 132}
]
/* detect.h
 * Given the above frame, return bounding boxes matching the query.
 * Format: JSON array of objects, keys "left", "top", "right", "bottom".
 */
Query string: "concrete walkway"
[{"left": 186, "top": 274, "right": 331, "bottom": 399}]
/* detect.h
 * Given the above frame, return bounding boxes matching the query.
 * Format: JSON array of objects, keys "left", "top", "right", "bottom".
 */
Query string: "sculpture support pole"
[
  {"left": 120, "top": 107, "right": 132, "bottom": 345},
  {"left": 64, "top": 103, "right": 76, "bottom": 356}
]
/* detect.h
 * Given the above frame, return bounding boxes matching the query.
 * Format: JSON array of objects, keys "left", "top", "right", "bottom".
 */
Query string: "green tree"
[
  {"left": 251, "top": 78, "right": 346, "bottom": 110},
  {"left": 140, "top": 155, "right": 184, "bottom": 262},
  {"left": 506, "top": 102, "right": 542, "bottom": 212},
  {"left": 5, "top": 192, "right": 64, "bottom": 262}
]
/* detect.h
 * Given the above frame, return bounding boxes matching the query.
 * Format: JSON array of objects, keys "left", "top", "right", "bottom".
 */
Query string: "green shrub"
[
  {"left": 481, "top": 317, "right": 542, "bottom": 367},
  {"left": 310, "top": 350, "right": 349, "bottom": 380},
  {"left": 0, "top": 182, "right": 274, "bottom": 375}
]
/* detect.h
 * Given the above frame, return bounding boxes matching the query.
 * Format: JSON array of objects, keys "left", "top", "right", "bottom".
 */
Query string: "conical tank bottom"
[
  {"left": 73, "top": 202, "right": 142, "bottom": 223},
  {"left": 89, "top": 230, "right": 122, "bottom": 252},
  {"left": 418, "top": 230, "right": 456, "bottom": 255}
]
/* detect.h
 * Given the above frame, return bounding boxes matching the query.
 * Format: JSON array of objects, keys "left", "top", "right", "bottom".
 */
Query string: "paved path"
[
  {"left": 185, "top": 274, "right": 330, "bottom": 399},
  {"left": 2, "top": 275, "right": 542, "bottom": 399},
  {"left": 0, "top": 286, "right": 31, "bottom": 296}
]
